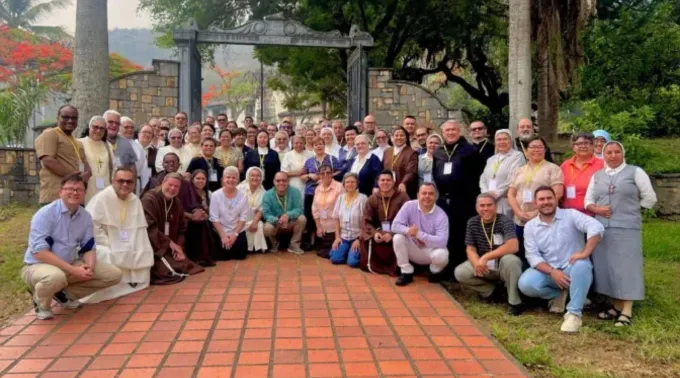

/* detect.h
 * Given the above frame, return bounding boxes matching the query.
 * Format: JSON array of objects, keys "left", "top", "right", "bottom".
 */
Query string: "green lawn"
[{"left": 449, "top": 219, "right": 680, "bottom": 378}]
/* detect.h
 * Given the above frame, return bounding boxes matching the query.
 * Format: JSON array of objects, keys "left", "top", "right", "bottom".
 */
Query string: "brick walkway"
[{"left": 0, "top": 253, "right": 527, "bottom": 377}]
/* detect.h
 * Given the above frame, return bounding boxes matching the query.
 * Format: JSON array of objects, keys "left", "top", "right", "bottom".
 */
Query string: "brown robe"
[
  {"left": 141, "top": 190, "right": 204, "bottom": 285},
  {"left": 179, "top": 183, "right": 217, "bottom": 265},
  {"left": 382, "top": 146, "right": 419, "bottom": 199},
  {"left": 360, "top": 191, "right": 410, "bottom": 276}
]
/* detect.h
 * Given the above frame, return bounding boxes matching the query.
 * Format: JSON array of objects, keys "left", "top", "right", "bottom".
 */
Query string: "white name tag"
[
  {"left": 522, "top": 189, "right": 533, "bottom": 203},
  {"left": 488, "top": 179, "right": 498, "bottom": 192},
  {"left": 209, "top": 170, "right": 218, "bottom": 182},
  {"left": 78, "top": 162, "right": 85, "bottom": 172},
  {"left": 113, "top": 156, "right": 122, "bottom": 168},
  {"left": 164, "top": 221, "right": 170, "bottom": 236},
  {"left": 119, "top": 230, "right": 129, "bottom": 242},
  {"left": 95, "top": 177, "right": 105, "bottom": 189},
  {"left": 493, "top": 234, "right": 503, "bottom": 245},
  {"left": 423, "top": 173, "right": 432, "bottom": 183},
  {"left": 566, "top": 185, "right": 576, "bottom": 199},
  {"left": 443, "top": 162, "right": 453, "bottom": 175},
  {"left": 320, "top": 210, "right": 328, "bottom": 220},
  {"left": 381, "top": 221, "right": 391, "bottom": 232},
  {"left": 486, "top": 259, "right": 497, "bottom": 270}
]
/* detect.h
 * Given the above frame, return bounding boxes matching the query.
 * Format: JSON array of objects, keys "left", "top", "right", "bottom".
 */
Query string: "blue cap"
[{"left": 592, "top": 130, "right": 611, "bottom": 142}]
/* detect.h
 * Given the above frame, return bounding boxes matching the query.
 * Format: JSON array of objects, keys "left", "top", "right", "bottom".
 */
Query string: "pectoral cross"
[{"left": 97, "top": 158, "right": 103, "bottom": 170}]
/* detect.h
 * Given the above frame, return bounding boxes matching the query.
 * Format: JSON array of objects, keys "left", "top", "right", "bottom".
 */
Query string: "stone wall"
[
  {"left": 368, "top": 69, "right": 467, "bottom": 131},
  {"left": 0, "top": 148, "right": 40, "bottom": 205},
  {"left": 651, "top": 173, "right": 680, "bottom": 219},
  {"left": 108, "top": 60, "right": 179, "bottom": 125}
]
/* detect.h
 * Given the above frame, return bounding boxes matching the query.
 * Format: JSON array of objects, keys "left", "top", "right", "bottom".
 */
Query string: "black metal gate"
[{"left": 347, "top": 47, "right": 369, "bottom": 125}]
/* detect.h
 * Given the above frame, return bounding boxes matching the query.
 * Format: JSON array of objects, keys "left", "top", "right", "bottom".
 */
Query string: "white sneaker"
[
  {"left": 35, "top": 307, "right": 54, "bottom": 320},
  {"left": 548, "top": 290, "right": 568, "bottom": 313},
  {"left": 560, "top": 312, "right": 582, "bottom": 333},
  {"left": 288, "top": 246, "right": 304, "bottom": 255}
]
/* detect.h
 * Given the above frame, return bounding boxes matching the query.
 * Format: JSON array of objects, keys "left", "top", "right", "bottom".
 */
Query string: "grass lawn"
[{"left": 448, "top": 219, "right": 680, "bottom": 378}]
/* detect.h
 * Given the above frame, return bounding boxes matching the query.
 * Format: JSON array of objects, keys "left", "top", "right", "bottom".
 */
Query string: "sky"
[{"left": 38, "top": 0, "right": 153, "bottom": 34}]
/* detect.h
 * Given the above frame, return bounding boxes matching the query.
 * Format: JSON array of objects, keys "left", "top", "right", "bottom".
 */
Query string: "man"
[
  {"left": 35, "top": 105, "right": 91, "bottom": 205},
  {"left": 353, "top": 121, "right": 363, "bottom": 133},
  {"left": 432, "top": 120, "right": 484, "bottom": 271},
  {"left": 155, "top": 129, "right": 188, "bottom": 174},
  {"left": 258, "top": 120, "right": 268, "bottom": 131},
  {"left": 270, "top": 121, "right": 293, "bottom": 149},
  {"left": 22, "top": 174, "right": 122, "bottom": 319},
  {"left": 392, "top": 183, "right": 450, "bottom": 286},
  {"left": 360, "top": 170, "right": 410, "bottom": 275},
  {"left": 361, "top": 115, "right": 377, "bottom": 146},
  {"left": 183, "top": 124, "right": 202, "bottom": 159},
  {"left": 402, "top": 115, "right": 419, "bottom": 149},
  {"left": 146, "top": 152, "right": 181, "bottom": 192},
  {"left": 246, "top": 124, "right": 259, "bottom": 148},
  {"left": 338, "top": 125, "right": 359, "bottom": 170},
  {"left": 516, "top": 118, "right": 553, "bottom": 162},
  {"left": 454, "top": 193, "right": 524, "bottom": 315},
  {"left": 141, "top": 173, "right": 204, "bottom": 284},
  {"left": 469, "top": 121, "right": 495, "bottom": 161},
  {"left": 204, "top": 115, "right": 215, "bottom": 127},
  {"left": 174, "top": 111, "right": 189, "bottom": 135},
  {"left": 83, "top": 168, "right": 154, "bottom": 303},
  {"left": 262, "top": 172, "right": 307, "bottom": 254},
  {"left": 332, "top": 120, "right": 346, "bottom": 146},
  {"left": 414, "top": 126, "right": 429, "bottom": 154},
  {"left": 120, "top": 117, "right": 147, "bottom": 194},
  {"left": 216, "top": 113, "right": 228, "bottom": 133},
  {"left": 233, "top": 128, "right": 252, "bottom": 156},
  {"left": 244, "top": 116, "right": 254, "bottom": 129},
  {"left": 104, "top": 110, "right": 138, "bottom": 173},
  {"left": 518, "top": 186, "right": 604, "bottom": 333},
  {"left": 266, "top": 124, "right": 278, "bottom": 141}
]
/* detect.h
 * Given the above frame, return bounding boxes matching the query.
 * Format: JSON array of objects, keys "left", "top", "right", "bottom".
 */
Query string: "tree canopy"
[{"left": 0, "top": 0, "right": 71, "bottom": 40}]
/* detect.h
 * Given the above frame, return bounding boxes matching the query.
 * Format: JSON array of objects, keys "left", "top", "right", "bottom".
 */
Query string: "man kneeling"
[
  {"left": 454, "top": 193, "right": 524, "bottom": 315},
  {"left": 392, "top": 183, "right": 449, "bottom": 286},
  {"left": 22, "top": 174, "right": 122, "bottom": 319}
]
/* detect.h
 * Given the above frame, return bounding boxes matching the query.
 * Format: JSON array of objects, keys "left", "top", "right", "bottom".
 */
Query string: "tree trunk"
[
  {"left": 537, "top": 44, "right": 559, "bottom": 143},
  {"left": 508, "top": 0, "right": 532, "bottom": 134},
  {"left": 72, "top": 0, "right": 109, "bottom": 134}
]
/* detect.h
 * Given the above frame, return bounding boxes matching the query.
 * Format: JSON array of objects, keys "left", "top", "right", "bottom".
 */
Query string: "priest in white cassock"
[{"left": 82, "top": 167, "right": 154, "bottom": 303}]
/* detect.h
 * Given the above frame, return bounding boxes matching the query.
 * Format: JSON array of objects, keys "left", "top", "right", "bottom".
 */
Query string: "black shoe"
[
  {"left": 395, "top": 274, "right": 414, "bottom": 286},
  {"left": 199, "top": 260, "right": 217, "bottom": 267},
  {"left": 507, "top": 304, "right": 525, "bottom": 316},
  {"left": 428, "top": 271, "right": 447, "bottom": 284},
  {"left": 129, "top": 283, "right": 138, "bottom": 288}
]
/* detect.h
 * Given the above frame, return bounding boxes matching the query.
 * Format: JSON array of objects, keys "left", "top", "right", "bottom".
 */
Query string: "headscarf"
[
  {"left": 237, "top": 166, "right": 265, "bottom": 198},
  {"left": 494, "top": 129, "right": 517, "bottom": 151},
  {"left": 592, "top": 130, "right": 612, "bottom": 143},
  {"left": 602, "top": 141, "right": 626, "bottom": 170},
  {"left": 321, "top": 128, "right": 341, "bottom": 158}
]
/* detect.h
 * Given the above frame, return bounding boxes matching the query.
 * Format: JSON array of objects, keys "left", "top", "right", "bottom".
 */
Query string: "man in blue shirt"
[
  {"left": 21, "top": 174, "right": 122, "bottom": 320},
  {"left": 262, "top": 172, "right": 306, "bottom": 254}
]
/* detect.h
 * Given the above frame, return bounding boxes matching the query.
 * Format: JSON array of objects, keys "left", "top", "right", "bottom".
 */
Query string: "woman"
[
  {"left": 585, "top": 141, "right": 657, "bottom": 327},
  {"left": 329, "top": 173, "right": 367, "bottom": 266},
  {"left": 237, "top": 167, "right": 268, "bottom": 253},
  {"left": 592, "top": 130, "right": 612, "bottom": 160},
  {"left": 312, "top": 165, "right": 344, "bottom": 258},
  {"left": 560, "top": 132, "right": 604, "bottom": 214},
  {"left": 156, "top": 129, "right": 189, "bottom": 173},
  {"left": 209, "top": 167, "right": 250, "bottom": 260},
  {"left": 371, "top": 129, "right": 391, "bottom": 162},
  {"left": 301, "top": 137, "right": 341, "bottom": 247},
  {"left": 282, "top": 135, "right": 313, "bottom": 203},
  {"left": 508, "top": 135, "right": 564, "bottom": 262},
  {"left": 183, "top": 125, "right": 203, "bottom": 159},
  {"left": 479, "top": 129, "right": 525, "bottom": 219},
  {"left": 321, "top": 127, "right": 341, "bottom": 158},
  {"left": 186, "top": 138, "right": 223, "bottom": 192},
  {"left": 243, "top": 130, "right": 281, "bottom": 190},
  {"left": 79, "top": 116, "right": 113, "bottom": 203},
  {"left": 417, "top": 134, "right": 443, "bottom": 186},
  {"left": 348, "top": 135, "right": 382, "bottom": 196},
  {"left": 180, "top": 170, "right": 217, "bottom": 267},
  {"left": 273, "top": 131, "right": 291, "bottom": 161},
  {"left": 305, "top": 129, "right": 317, "bottom": 152},
  {"left": 382, "top": 127, "right": 419, "bottom": 198},
  {"left": 214, "top": 129, "right": 244, "bottom": 173},
  {"left": 135, "top": 124, "right": 157, "bottom": 192},
  {"left": 201, "top": 123, "right": 215, "bottom": 140}
]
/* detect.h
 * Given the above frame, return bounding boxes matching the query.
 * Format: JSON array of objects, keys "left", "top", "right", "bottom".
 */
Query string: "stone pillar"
[
  {"left": 175, "top": 29, "right": 202, "bottom": 123},
  {"left": 347, "top": 47, "right": 369, "bottom": 125}
]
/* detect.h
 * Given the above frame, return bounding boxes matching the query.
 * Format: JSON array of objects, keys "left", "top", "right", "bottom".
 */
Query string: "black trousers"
[
  {"left": 214, "top": 232, "right": 248, "bottom": 261},
  {"left": 304, "top": 194, "right": 316, "bottom": 236}
]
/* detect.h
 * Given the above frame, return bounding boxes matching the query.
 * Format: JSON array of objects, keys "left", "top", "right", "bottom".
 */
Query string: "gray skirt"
[{"left": 592, "top": 227, "right": 644, "bottom": 300}]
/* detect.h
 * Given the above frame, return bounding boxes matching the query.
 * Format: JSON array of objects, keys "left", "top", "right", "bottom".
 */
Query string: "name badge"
[
  {"left": 78, "top": 162, "right": 85, "bottom": 172},
  {"left": 164, "top": 221, "right": 170, "bottom": 236},
  {"left": 95, "top": 177, "right": 105, "bottom": 189},
  {"left": 381, "top": 221, "right": 391, "bottom": 232},
  {"left": 493, "top": 234, "right": 503, "bottom": 245},
  {"left": 566, "top": 185, "right": 576, "bottom": 199},
  {"left": 113, "top": 156, "right": 122, "bottom": 168},
  {"left": 209, "top": 169, "right": 218, "bottom": 182},
  {"left": 443, "top": 162, "right": 453, "bottom": 175},
  {"left": 320, "top": 210, "right": 328, "bottom": 220},
  {"left": 119, "top": 230, "right": 129, "bottom": 242},
  {"left": 488, "top": 179, "right": 498, "bottom": 192},
  {"left": 486, "top": 259, "right": 497, "bottom": 271},
  {"left": 423, "top": 173, "right": 432, "bottom": 183},
  {"left": 522, "top": 189, "right": 533, "bottom": 203}
]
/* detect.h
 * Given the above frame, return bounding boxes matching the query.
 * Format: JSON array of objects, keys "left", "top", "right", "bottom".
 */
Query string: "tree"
[
  {"left": 72, "top": 0, "right": 109, "bottom": 133},
  {"left": 508, "top": 0, "right": 532, "bottom": 131},
  {"left": 0, "top": 0, "right": 71, "bottom": 40},
  {"left": 202, "top": 68, "right": 259, "bottom": 119},
  {"left": 0, "top": 81, "right": 44, "bottom": 145}
]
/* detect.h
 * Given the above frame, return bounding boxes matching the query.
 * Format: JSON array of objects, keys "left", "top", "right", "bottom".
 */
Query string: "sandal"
[
  {"left": 597, "top": 308, "right": 620, "bottom": 320},
  {"left": 614, "top": 314, "right": 633, "bottom": 327}
]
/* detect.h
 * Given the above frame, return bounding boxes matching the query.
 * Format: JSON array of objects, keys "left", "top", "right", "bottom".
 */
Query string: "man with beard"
[
  {"left": 402, "top": 115, "right": 419, "bottom": 150},
  {"left": 414, "top": 126, "right": 429, "bottom": 154},
  {"left": 432, "top": 120, "right": 484, "bottom": 273},
  {"left": 519, "top": 186, "right": 603, "bottom": 333},
  {"left": 515, "top": 118, "right": 553, "bottom": 162},
  {"left": 103, "top": 110, "right": 138, "bottom": 173},
  {"left": 469, "top": 121, "right": 495, "bottom": 161}
]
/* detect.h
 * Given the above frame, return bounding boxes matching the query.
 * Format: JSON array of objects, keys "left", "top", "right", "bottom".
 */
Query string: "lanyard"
[
  {"left": 391, "top": 147, "right": 403, "bottom": 170},
  {"left": 259, "top": 152, "right": 266, "bottom": 169},
  {"left": 55, "top": 128, "right": 82, "bottom": 163},
  {"left": 481, "top": 216, "right": 496, "bottom": 249},
  {"left": 120, "top": 200, "right": 128, "bottom": 226},
  {"left": 444, "top": 144, "right": 458, "bottom": 162},
  {"left": 519, "top": 140, "right": 527, "bottom": 157},
  {"left": 524, "top": 161, "right": 545, "bottom": 187},
  {"left": 380, "top": 195, "right": 392, "bottom": 219},
  {"left": 202, "top": 154, "right": 214, "bottom": 169},
  {"left": 478, "top": 139, "right": 488, "bottom": 154},
  {"left": 276, "top": 192, "right": 288, "bottom": 212},
  {"left": 163, "top": 198, "right": 173, "bottom": 223}
]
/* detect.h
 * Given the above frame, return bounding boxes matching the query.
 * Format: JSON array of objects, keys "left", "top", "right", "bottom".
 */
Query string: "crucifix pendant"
[{"left": 608, "top": 184, "right": 615, "bottom": 194}]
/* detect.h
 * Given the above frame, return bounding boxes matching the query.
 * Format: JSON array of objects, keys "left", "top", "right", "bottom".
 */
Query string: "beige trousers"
[
  {"left": 22, "top": 260, "right": 122, "bottom": 310},
  {"left": 263, "top": 215, "right": 307, "bottom": 249},
  {"left": 454, "top": 254, "right": 523, "bottom": 305}
]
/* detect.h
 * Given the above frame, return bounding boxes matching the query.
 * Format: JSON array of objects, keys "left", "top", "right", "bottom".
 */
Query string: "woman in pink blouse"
[{"left": 312, "top": 164, "right": 344, "bottom": 258}]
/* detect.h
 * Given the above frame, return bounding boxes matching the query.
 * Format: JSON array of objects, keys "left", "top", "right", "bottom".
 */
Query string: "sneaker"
[
  {"left": 33, "top": 301, "right": 54, "bottom": 320},
  {"left": 395, "top": 273, "right": 414, "bottom": 286},
  {"left": 269, "top": 242, "right": 280, "bottom": 253},
  {"left": 560, "top": 312, "right": 582, "bottom": 333},
  {"left": 288, "top": 246, "right": 304, "bottom": 255},
  {"left": 507, "top": 304, "right": 525, "bottom": 316},
  {"left": 548, "top": 290, "right": 568, "bottom": 313},
  {"left": 53, "top": 290, "right": 82, "bottom": 309}
]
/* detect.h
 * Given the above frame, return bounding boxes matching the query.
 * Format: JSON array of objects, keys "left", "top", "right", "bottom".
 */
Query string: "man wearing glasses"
[
  {"left": 35, "top": 105, "right": 92, "bottom": 205},
  {"left": 216, "top": 113, "right": 228, "bottom": 134},
  {"left": 174, "top": 111, "right": 189, "bottom": 135},
  {"left": 104, "top": 110, "right": 138, "bottom": 174},
  {"left": 469, "top": 121, "right": 495, "bottom": 161},
  {"left": 21, "top": 174, "right": 123, "bottom": 320}
]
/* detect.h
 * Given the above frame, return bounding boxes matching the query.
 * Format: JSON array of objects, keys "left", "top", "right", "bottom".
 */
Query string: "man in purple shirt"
[{"left": 392, "top": 183, "right": 450, "bottom": 286}]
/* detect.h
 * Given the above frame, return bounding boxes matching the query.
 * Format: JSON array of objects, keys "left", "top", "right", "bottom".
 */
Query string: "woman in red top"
[{"left": 560, "top": 132, "right": 604, "bottom": 214}]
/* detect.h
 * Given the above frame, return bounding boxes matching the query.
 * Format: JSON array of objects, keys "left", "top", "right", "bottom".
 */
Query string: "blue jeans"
[
  {"left": 329, "top": 239, "right": 360, "bottom": 267},
  {"left": 518, "top": 259, "right": 593, "bottom": 316}
]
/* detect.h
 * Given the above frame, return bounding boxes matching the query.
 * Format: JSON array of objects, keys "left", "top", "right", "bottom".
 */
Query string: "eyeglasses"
[
  {"left": 60, "top": 115, "right": 78, "bottom": 121},
  {"left": 170, "top": 136, "right": 182, "bottom": 140},
  {"left": 319, "top": 171, "right": 332, "bottom": 176},
  {"left": 62, "top": 187, "right": 84, "bottom": 194},
  {"left": 217, "top": 119, "right": 227, "bottom": 122},
  {"left": 574, "top": 141, "right": 592, "bottom": 147},
  {"left": 175, "top": 117, "right": 187, "bottom": 121},
  {"left": 107, "top": 120, "right": 120, "bottom": 125},
  {"left": 91, "top": 126, "right": 106, "bottom": 132},
  {"left": 470, "top": 127, "right": 485, "bottom": 132},
  {"left": 115, "top": 179, "right": 134, "bottom": 185}
]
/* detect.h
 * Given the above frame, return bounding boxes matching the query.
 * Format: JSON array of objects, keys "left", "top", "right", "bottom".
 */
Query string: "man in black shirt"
[
  {"left": 454, "top": 193, "right": 524, "bottom": 315},
  {"left": 469, "top": 121, "right": 494, "bottom": 162},
  {"left": 515, "top": 118, "right": 553, "bottom": 163}
]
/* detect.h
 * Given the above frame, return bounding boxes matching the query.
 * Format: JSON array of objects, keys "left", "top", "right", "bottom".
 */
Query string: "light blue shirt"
[
  {"left": 24, "top": 199, "right": 95, "bottom": 265},
  {"left": 524, "top": 208, "right": 604, "bottom": 269}
]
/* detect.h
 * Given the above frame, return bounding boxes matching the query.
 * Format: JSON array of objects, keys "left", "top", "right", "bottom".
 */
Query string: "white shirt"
[
  {"left": 584, "top": 163, "right": 657, "bottom": 209},
  {"left": 155, "top": 145, "right": 188, "bottom": 173},
  {"left": 350, "top": 154, "right": 370, "bottom": 174},
  {"left": 209, "top": 189, "right": 251, "bottom": 234},
  {"left": 132, "top": 140, "right": 150, "bottom": 194},
  {"left": 371, "top": 145, "right": 389, "bottom": 161},
  {"left": 524, "top": 208, "right": 604, "bottom": 269}
]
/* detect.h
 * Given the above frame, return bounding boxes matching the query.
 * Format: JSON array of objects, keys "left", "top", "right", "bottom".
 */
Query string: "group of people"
[{"left": 25, "top": 105, "right": 656, "bottom": 334}]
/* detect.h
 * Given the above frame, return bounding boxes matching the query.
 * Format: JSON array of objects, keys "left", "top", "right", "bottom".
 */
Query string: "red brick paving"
[{"left": 0, "top": 253, "right": 528, "bottom": 377}]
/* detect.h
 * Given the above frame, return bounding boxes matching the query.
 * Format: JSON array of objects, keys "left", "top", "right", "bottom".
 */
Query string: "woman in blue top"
[
  {"left": 347, "top": 135, "right": 382, "bottom": 196},
  {"left": 243, "top": 130, "right": 280, "bottom": 190}
]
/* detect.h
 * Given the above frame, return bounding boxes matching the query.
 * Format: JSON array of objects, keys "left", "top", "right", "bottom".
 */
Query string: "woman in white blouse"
[
  {"left": 479, "top": 129, "right": 526, "bottom": 218},
  {"left": 371, "top": 129, "right": 391, "bottom": 161},
  {"left": 209, "top": 166, "right": 250, "bottom": 260},
  {"left": 329, "top": 172, "right": 368, "bottom": 267},
  {"left": 236, "top": 167, "right": 268, "bottom": 254},
  {"left": 321, "top": 127, "right": 341, "bottom": 158},
  {"left": 282, "top": 135, "right": 313, "bottom": 203}
]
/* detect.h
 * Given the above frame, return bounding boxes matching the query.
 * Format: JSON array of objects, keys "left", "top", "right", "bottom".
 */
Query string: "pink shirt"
[
  {"left": 560, "top": 155, "right": 604, "bottom": 214},
  {"left": 312, "top": 180, "right": 344, "bottom": 233}
]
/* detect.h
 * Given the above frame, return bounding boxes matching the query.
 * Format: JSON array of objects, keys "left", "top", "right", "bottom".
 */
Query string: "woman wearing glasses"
[
  {"left": 155, "top": 129, "right": 189, "bottom": 173},
  {"left": 478, "top": 129, "right": 525, "bottom": 219},
  {"left": 560, "top": 133, "right": 604, "bottom": 215},
  {"left": 370, "top": 129, "right": 391, "bottom": 162},
  {"left": 79, "top": 116, "right": 113, "bottom": 203},
  {"left": 312, "top": 164, "right": 344, "bottom": 257}
]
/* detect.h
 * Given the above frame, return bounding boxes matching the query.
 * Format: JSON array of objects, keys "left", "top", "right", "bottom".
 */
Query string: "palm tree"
[
  {"left": 0, "top": 0, "right": 72, "bottom": 40},
  {"left": 508, "top": 0, "right": 532, "bottom": 131}
]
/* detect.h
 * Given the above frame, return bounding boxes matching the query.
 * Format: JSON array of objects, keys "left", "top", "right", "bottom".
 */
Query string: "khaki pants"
[
  {"left": 263, "top": 215, "right": 307, "bottom": 249},
  {"left": 22, "top": 260, "right": 122, "bottom": 310},
  {"left": 454, "top": 254, "right": 523, "bottom": 305}
]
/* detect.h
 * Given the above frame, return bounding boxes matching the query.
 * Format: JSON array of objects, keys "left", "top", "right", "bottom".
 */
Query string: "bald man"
[
  {"left": 361, "top": 115, "right": 377, "bottom": 147},
  {"left": 515, "top": 118, "right": 553, "bottom": 163}
]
